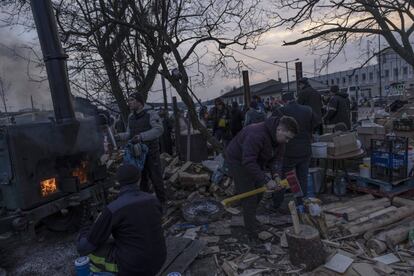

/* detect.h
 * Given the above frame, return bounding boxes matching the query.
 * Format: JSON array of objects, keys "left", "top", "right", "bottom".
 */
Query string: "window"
[
  {"left": 325, "top": 80, "right": 328, "bottom": 85},
  {"left": 348, "top": 75, "right": 352, "bottom": 82},
  {"left": 331, "top": 79, "right": 334, "bottom": 85},
  {"left": 342, "top": 77, "right": 346, "bottom": 84},
  {"left": 355, "top": 75, "right": 359, "bottom": 83},
  {"left": 394, "top": 68, "right": 399, "bottom": 78},
  {"left": 369, "top": 72, "right": 373, "bottom": 81},
  {"left": 362, "top": 73, "right": 366, "bottom": 81},
  {"left": 385, "top": 70, "right": 389, "bottom": 78},
  {"left": 403, "top": 67, "right": 408, "bottom": 75},
  {"left": 382, "top": 55, "right": 387, "bottom": 64},
  {"left": 336, "top": 78, "right": 340, "bottom": 84}
]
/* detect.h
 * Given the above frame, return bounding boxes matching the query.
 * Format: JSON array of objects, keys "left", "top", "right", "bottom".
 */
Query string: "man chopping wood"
[
  {"left": 77, "top": 164, "right": 166, "bottom": 275},
  {"left": 225, "top": 115, "right": 299, "bottom": 241}
]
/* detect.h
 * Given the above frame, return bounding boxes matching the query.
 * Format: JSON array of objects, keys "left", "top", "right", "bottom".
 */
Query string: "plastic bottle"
[
  {"left": 307, "top": 173, "right": 315, "bottom": 198},
  {"left": 74, "top": 256, "right": 90, "bottom": 276}
]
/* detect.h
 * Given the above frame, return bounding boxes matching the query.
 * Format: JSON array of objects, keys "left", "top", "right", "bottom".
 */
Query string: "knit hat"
[
  {"left": 129, "top": 92, "right": 145, "bottom": 105},
  {"left": 330, "top": 85, "right": 339, "bottom": 94},
  {"left": 116, "top": 164, "right": 141, "bottom": 186}
]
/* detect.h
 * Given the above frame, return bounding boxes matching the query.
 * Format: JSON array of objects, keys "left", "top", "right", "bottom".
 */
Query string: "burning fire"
[
  {"left": 73, "top": 161, "right": 88, "bottom": 184},
  {"left": 40, "top": 178, "right": 58, "bottom": 197}
]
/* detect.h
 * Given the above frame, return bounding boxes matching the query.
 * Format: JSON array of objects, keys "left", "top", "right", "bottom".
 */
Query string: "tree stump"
[{"left": 286, "top": 224, "right": 327, "bottom": 271}]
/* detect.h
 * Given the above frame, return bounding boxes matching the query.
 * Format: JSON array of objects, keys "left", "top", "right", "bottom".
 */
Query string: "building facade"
[{"left": 311, "top": 49, "right": 414, "bottom": 99}]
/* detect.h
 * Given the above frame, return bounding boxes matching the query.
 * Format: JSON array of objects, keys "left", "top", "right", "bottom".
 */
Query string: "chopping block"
[{"left": 286, "top": 201, "right": 327, "bottom": 271}]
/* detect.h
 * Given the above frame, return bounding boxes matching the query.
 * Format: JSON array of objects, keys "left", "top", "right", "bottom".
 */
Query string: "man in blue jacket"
[
  {"left": 77, "top": 164, "right": 166, "bottom": 276},
  {"left": 225, "top": 115, "right": 298, "bottom": 239}
]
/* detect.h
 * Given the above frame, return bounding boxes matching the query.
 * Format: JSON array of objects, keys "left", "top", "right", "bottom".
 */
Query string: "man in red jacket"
[{"left": 225, "top": 115, "right": 298, "bottom": 240}]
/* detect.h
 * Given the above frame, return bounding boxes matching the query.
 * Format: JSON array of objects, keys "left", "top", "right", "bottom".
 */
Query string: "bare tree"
[
  {"left": 273, "top": 0, "right": 414, "bottom": 67},
  {"left": 102, "top": 0, "right": 275, "bottom": 151}
]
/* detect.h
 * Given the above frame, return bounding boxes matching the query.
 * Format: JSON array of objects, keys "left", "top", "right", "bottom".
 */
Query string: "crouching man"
[
  {"left": 225, "top": 115, "right": 299, "bottom": 241},
  {"left": 77, "top": 164, "right": 166, "bottom": 276}
]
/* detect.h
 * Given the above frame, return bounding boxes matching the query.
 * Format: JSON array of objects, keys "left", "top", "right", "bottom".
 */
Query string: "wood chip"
[
  {"left": 258, "top": 231, "right": 273, "bottom": 241},
  {"left": 324, "top": 253, "right": 354, "bottom": 273}
]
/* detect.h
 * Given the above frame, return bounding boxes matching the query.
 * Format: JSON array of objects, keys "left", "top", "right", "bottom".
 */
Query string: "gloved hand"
[
  {"left": 131, "top": 134, "right": 141, "bottom": 144},
  {"left": 266, "top": 179, "right": 278, "bottom": 190}
]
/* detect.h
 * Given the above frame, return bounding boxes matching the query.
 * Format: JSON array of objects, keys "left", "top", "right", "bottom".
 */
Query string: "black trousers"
[
  {"left": 228, "top": 162, "right": 262, "bottom": 234},
  {"left": 141, "top": 145, "right": 166, "bottom": 203}
]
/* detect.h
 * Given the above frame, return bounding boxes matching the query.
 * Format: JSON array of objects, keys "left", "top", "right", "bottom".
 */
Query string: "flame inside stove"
[
  {"left": 40, "top": 178, "right": 58, "bottom": 197},
  {"left": 73, "top": 161, "right": 88, "bottom": 184}
]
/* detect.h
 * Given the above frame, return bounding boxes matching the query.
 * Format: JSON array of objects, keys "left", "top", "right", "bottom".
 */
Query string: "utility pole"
[
  {"left": 378, "top": 34, "right": 382, "bottom": 99},
  {"left": 295, "top": 62, "right": 303, "bottom": 98},
  {"left": 31, "top": 95, "right": 35, "bottom": 111},
  {"left": 161, "top": 75, "right": 168, "bottom": 111},
  {"left": 172, "top": 96, "right": 181, "bottom": 158},
  {"left": 0, "top": 77, "right": 8, "bottom": 114},
  {"left": 242, "top": 70, "right": 251, "bottom": 107},
  {"left": 274, "top": 58, "right": 299, "bottom": 93}
]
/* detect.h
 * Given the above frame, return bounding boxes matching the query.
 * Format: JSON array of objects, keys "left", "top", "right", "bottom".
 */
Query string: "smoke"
[{"left": 0, "top": 26, "right": 53, "bottom": 112}]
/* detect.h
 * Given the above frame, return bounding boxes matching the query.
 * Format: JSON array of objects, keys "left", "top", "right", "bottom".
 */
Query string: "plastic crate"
[{"left": 371, "top": 137, "right": 408, "bottom": 183}]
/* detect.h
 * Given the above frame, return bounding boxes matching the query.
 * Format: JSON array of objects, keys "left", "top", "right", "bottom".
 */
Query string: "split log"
[
  {"left": 346, "top": 206, "right": 397, "bottom": 228},
  {"left": 367, "top": 221, "right": 414, "bottom": 253},
  {"left": 323, "top": 194, "right": 374, "bottom": 211},
  {"left": 178, "top": 172, "right": 210, "bottom": 189},
  {"left": 332, "top": 198, "right": 389, "bottom": 215},
  {"left": 285, "top": 225, "right": 327, "bottom": 271},
  {"left": 392, "top": 197, "right": 414, "bottom": 208},
  {"left": 348, "top": 206, "right": 412, "bottom": 234},
  {"left": 366, "top": 239, "right": 388, "bottom": 254}
]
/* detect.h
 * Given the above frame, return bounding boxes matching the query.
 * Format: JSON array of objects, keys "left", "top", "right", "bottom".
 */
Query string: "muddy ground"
[{"left": 3, "top": 228, "right": 77, "bottom": 276}]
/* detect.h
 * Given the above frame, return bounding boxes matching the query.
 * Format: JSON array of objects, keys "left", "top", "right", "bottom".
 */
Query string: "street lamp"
[{"left": 274, "top": 58, "right": 299, "bottom": 93}]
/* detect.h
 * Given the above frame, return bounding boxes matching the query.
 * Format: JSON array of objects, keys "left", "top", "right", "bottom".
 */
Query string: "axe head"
[{"left": 285, "top": 170, "right": 304, "bottom": 197}]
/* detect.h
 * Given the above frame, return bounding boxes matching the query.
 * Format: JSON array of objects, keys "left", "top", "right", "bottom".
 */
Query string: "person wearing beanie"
[
  {"left": 76, "top": 164, "right": 166, "bottom": 276},
  {"left": 324, "top": 85, "right": 351, "bottom": 130},
  {"left": 244, "top": 100, "right": 265, "bottom": 127},
  {"left": 117, "top": 92, "right": 166, "bottom": 204}
]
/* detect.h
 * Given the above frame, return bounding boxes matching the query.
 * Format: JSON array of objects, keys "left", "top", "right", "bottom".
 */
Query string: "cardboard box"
[
  {"left": 319, "top": 132, "right": 342, "bottom": 143},
  {"left": 327, "top": 132, "right": 359, "bottom": 156},
  {"left": 357, "top": 122, "right": 386, "bottom": 135}
]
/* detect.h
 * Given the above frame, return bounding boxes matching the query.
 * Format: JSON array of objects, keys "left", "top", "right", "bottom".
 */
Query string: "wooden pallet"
[{"left": 351, "top": 176, "right": 414, "bottom": 193}]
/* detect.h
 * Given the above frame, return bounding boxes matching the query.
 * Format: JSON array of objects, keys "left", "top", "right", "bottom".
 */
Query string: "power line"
[{"left": 227, "top": 47, "right": 315, "bottom": 76}]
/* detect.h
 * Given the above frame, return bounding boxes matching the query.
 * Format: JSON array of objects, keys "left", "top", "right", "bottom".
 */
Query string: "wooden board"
[
  {"left": 160, "top": 238, "right": 205, "bottom": 275},
  {"left": 158, "top": 237, "right": 193, "bottom": 275}
]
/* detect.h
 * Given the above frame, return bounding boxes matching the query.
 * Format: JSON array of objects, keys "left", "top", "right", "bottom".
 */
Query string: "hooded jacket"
[
  {"left": 325, "top": 92, "right": 351, "bottom": 130},
  {"left": 225, "top": 116, "right": 285, "bottom": 185},
  {"left": 279, "top": 101, "right": 319, "bottom": 159},
  {"left": 297, "top": 84, "right": 323, "bottom": 120}
]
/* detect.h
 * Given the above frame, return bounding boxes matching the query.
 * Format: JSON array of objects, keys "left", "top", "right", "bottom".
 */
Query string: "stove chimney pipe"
[{"left": 30, "top": 0, "right": 76, "bottom": 123}]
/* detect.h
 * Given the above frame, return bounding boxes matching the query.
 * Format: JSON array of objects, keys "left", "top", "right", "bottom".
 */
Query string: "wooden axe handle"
[{"left": 221, "top": 186, "right": 267, "bottom": 207}]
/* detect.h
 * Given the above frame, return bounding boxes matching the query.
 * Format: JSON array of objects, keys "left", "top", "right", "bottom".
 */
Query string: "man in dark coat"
[
  {"left": 297, "top": 78, "right": 322, "bottom": 123},
  {"left": 77, "top": 165, "right": 166, "bottom": 276},
  {"left": 230, "top": 101, "right": 243, "bottom": 137},
  {"left": 272, "top": 100, "right": 320, "bottom": 208},
  {"left": 324, "top": 85, "right": 351, "bottom": 130},
  {"left": 244, "top": 101, "right": 265, "bottom": 126},
  {"left": 225, "top": 116, "right": 299, "bottom": 239},
  {"left": 117, "top": 92, "right": 166, "bottom": 204}
]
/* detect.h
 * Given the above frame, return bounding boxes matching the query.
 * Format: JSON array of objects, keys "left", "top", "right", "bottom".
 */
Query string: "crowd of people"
[{"left": 76, "top": 78, "right": 354, "bottom": 275}]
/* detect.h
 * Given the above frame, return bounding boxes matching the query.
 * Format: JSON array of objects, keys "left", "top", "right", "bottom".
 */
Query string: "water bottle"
[
  {"left": 333, "top": 175, "right": 347, "bottom": 196},
  {"left": 306, "top": 173, "right": 315, "bottom": 198},
  {"left": 75, "top": 256, "right": 90, "bottom": 276}
]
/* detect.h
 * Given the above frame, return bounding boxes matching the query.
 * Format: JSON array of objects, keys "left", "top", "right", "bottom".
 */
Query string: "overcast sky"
[{"left": 0, "top": 11, "right": 381, "bottom": 111}]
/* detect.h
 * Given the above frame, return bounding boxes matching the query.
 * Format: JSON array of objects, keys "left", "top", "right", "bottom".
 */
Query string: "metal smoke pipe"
[{"left": 30, "top": 0, "right": 76, "bottom": 123}]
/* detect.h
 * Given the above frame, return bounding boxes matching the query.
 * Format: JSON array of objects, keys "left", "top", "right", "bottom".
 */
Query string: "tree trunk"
[
  {"left": 101, "top": 54, "right": 129, "bottom": 123},
  {"left": 286, "top": 225, "right": 326, "bottom": 271}
]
